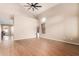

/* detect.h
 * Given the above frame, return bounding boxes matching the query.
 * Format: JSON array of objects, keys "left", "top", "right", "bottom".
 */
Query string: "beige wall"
[
  {"left": 0, "top": 3, "right": 37, "bottom": 40},
  {"left": 14, "top": 14, "right": 37, "bottom": 40},
  {"left": 0, "top": 3, "right": 79, "bottom": 43},
  {"left": 39, "top": 4, "right": 79, "bottom": 45}
]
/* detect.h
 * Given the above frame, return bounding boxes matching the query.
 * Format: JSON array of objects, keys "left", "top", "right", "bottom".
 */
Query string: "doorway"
[{"left": 1, "top": 24, "right": 14, "bottom": 40}]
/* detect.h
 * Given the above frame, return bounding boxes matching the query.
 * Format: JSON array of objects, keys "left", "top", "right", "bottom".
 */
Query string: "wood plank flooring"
[{"left": 0, "top": 38, "right": 79, "bottom": 56}]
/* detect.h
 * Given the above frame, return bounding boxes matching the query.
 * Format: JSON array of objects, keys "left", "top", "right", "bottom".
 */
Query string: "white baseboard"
[
  {"left": 14, "top": 36, "right": 36, "bottom": 40},
  {"left": 41, "top": 37, "right": 79, "bottom": 45}
]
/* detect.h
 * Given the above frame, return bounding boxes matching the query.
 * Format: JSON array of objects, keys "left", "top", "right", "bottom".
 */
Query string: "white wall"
[
  {"left": 14, "top": 14, "right": 37, "bottom": 40},
  {"left": 40, "top": 4, "right": 79, "bottom": 45},
  {"left": 0, "top": 3, "right": 37, "bottom": 40},
  {"left": 0, "top": 3, "right": 79, "bottom": 42}
]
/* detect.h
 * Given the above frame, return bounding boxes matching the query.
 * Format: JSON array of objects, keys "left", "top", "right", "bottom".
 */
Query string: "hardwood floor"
[{"left": 0, "top": 38, "right": 79, "bottom": 56}]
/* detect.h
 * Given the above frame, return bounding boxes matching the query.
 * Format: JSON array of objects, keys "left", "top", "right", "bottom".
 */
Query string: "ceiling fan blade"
[
  {"left": 31, "top": 3, "right": 33, "bottom": 5},
  {"left": 34, "top": 3, "right": 38, "bottom": 6},
  {"left": 27, "top": 3, "right": 31, "bottom": 5},
  {"left": 24, "top": 5, "right": 30, "bottom": 7},
  {"left": 26, "top": 7, "right": 31, "bottom": 11},
  {"left": 35, "top": 6, "right": 42, "bottom": 7},
  {"left": 34, "top": 7, "right": 38, "bottom": 10}
]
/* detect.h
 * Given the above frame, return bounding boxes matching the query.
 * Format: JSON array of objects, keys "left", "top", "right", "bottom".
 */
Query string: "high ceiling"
[
  {"left": 20, "top": 3, "right": 58, "bottom": 15},
  {"left": 0, "top": 3, "right": 59, "bottom": 20}
]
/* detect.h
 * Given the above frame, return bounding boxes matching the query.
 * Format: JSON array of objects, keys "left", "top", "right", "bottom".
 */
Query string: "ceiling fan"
[{"left": 24, "top": 3, "right": 42, "bottom": 11}]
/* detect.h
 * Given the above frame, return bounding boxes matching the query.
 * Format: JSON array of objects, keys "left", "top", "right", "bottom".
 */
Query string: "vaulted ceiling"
[
  {"left": 0, "top": 3, "right": 59, "bottom": 20},
  {"left": 20, "top": 3, "right": 58, "bottom": 15}
]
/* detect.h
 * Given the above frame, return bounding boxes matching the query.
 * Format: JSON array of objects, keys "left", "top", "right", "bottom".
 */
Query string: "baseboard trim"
[
  {"left": 14, "top": 37, "right": 79, "bottom": 45},
  {"left": 14, "top": 37, "right": 36, "bottom": 40},
  {"left": 40, "top": 37, "right": 79, "bottom": 45}
]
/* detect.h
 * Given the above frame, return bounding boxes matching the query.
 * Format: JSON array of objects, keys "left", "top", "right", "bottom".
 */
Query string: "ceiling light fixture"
[{"left": 41, "top": 17, "right": 46, "bottom": 23}]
